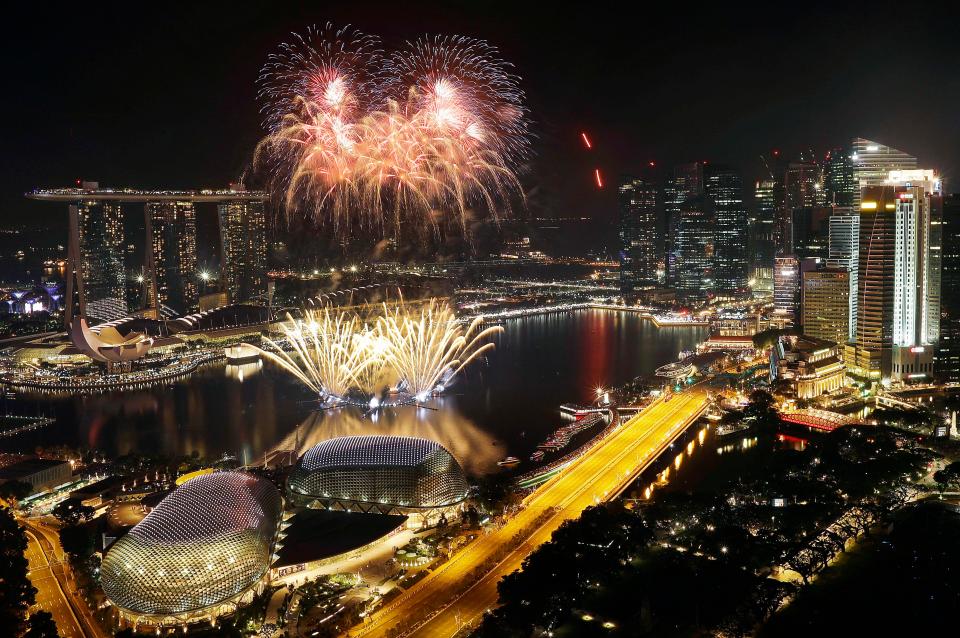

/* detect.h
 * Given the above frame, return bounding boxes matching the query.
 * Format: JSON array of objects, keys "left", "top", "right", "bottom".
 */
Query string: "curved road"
[{"left": 350, "top": 389, "right": 708, "bottom": 638}]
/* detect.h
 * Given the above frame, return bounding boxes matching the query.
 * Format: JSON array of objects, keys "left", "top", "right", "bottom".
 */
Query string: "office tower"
[
  {"left": 664, "top": 162, "right": 704, "bottom": 286},
  {"left": 145, "top": 201, "right": 199, "bottom": 315},
  {"left": 937, "top": 194, "right": 960, "bottom": 381},
  {"left": 750, "top": 179, "right": 776, "bottom": 293},
  {"left": 802, "top": 267, "right": 850, "bottom": 348},
  {"left": 851, "top": 138, "right": 917, "bottom": 205},
  {"left": 676, "top": 195, "right": 714, "bottom": 299},
  {"left": 851, "top": 171, "right": 941, "bottom": 382},
  {"left": 791, "top": 206, "right": 831, "bottom": 260},
  {"left": 825, "top": 147, "right": 856, "bottom": 206},
  {"left": 827, "top": 209, "right": 859, "bottom": 341},
  {"left": 218, "top": 200, "right": 268, "bottom": 304},
  {"left": 784, "top": 160, "right": 824, "bottom": 210},
  {"left": 773, "top": 255, "right": 800, "bottom": 323},
  {"left": 617, "top": 175, "right": 659, "bottom": 292},
  {"left": 67, "top": 200, "right": 127, "bottom": 324},
  {"left": 704, "top": 165, "right": 748, "bottom": 291}
]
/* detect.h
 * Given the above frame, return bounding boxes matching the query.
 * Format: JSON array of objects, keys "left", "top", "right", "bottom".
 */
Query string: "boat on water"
[
  {"left": 715, "top": 421, "right": 752, "bottom": 438},
  {"left": 497, "top": 456, "right": 520, "bottom": 467}
]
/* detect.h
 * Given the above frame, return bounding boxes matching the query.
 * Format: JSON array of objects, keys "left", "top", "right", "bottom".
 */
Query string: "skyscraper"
[
  {"left": 676, "top": 195, "right": 714, "bottom": 300},
  {"left": 851, "top": 138, "right": 917, "bottom": 205},
  {"left": 67, "top": 200, "right": 127, "bottom": 324},
  {"left": 773, "top": 255, "right": 800, "bottom": 323},
  {"left": 825, "top": 147, "right": 855, "bottom": 206},
  {"left": 664, "top": 162, "right": 704, "bottom": 286},
  {"left": 802, "top": 267, "right": 850, "bottom": 348},
  {"left": 145, "top": 201, "right": 199, "bottom": 315},
  {"left": 850, "top": 171, "right": 941, "bottom": 382},
  {"left": 617, "top": 174, "right": 659, "bottom": 292},
  {"left": 827, "top": 209, "right": 859, "bottom": 341},
  {"left": 218, "top": 199, "right": 268, "bottom": 304},
  {"left": 704, "top": 165, "right": 748, "bottom": 292},
  {"left": 750, "top": 179, "right": 776, "bottom": 293},
  {"left": 937, "top": 194, "right": 960, "bottom": 381}
]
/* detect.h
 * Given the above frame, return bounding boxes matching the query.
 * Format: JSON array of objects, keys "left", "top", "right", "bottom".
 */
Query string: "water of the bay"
[{"left": 1, "top": 309, "right": 709, "bottom": 475}]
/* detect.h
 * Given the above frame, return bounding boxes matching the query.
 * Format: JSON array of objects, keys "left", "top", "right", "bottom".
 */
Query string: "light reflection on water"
[{"left": 268, "top": 397, "right": 503, "bottom": 476}]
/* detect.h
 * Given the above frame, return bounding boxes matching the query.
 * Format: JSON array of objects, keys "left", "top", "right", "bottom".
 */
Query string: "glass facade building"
[
  {"left": 145, "top": 201, "right": 199, "bottom": 315},
  {"left": 101, "top": 472, "right": 282, "bottom": 624},
  {"left": 218, "top": 200, "right": 268, "bottom": 304},
  {"left": 68, "top": 201, "right": 127, "bottom": 324},
  {"left": 705, "top": 165, "right": 748, "bottom": 292},
  {"left": 617, "top": 175, "right": 659, "bottom": 292}
]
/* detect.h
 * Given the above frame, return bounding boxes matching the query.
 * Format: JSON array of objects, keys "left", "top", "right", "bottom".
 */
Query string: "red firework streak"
[
  {"left": 580, "top": 132, "right": 593, "bottom": 149},
  {"left": 594, "top": 168, "right": 604, "bottom": 188}
]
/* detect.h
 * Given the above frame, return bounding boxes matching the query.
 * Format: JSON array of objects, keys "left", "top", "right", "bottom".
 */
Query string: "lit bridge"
[{"left": 351, "top": 388, "right": 710, "bottom": 638}]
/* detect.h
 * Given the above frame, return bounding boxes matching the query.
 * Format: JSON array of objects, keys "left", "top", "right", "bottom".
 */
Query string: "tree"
[
  {"left": 0, "top": 480, "right": 33, "bottom": 505},
  {"left": 52, "top": 500, "right": 94, "bottom": 526},
  {"left": 24, "top": 611, "right": 58, "bottom": 638},
  {"left": 0, "top": 507, "right": 36, "bottom": 635},
  {"left": 59, "top": 524, "right": 95, "bottom": 561}
]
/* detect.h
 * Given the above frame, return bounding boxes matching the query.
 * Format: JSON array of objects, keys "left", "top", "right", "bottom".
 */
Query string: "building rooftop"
[
  {"left": 0, "top": 458, "right": 69, "bottom": 480},
  {"left": 26, "top": 187, "right": 268, "bottom": 203},
  {"left": 274, "top": 509, "right": 406, "bottom": 567}
]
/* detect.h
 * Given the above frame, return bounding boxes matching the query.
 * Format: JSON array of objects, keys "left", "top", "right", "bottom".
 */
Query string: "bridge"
[{"left": 351, "top": 389, "right": 709, "bottom": 638}]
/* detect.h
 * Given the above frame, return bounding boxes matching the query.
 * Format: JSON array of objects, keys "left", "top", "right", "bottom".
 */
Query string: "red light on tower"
[
  {"left": 648, "top": 161, "right": 656, "bottom": 167},
  {"left": 773, "top": 149, "right": 780, "bottom": 157}
]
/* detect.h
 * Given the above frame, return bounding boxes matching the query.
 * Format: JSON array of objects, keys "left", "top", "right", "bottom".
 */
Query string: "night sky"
[{"left": 4, "top": 1, "right": 960, "bottom": 238}]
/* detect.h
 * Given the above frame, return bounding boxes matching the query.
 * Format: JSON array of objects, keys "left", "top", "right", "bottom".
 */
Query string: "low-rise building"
[
  {"left": 773, "top": 336, "right": 846, "bottom": 399},
  {"left": 0, "top": 457, "right": 73, "bottom": 495}
]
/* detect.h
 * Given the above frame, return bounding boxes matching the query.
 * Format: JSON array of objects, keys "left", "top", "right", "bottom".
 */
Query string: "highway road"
[
  {"left": 25, "top": 526, "right": 85, "bottom": 637},
  {"left": 25, "top": 520, "right": 105, "bottom": 638},
  {"left": 351, "top": 389, "right": 709, "bottom": 638}
]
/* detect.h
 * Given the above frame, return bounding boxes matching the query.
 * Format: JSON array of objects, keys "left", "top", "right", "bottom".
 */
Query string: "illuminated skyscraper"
[
  {"left": 67, "top": 199, "right": 127, "bottom": 324},
  {"left": 218, "top": 199, "right": 268, "bottom": 304},
  {"left": 750, "top": 179, "right": 776, "bottom": 293},
  {"left": 851, "top": 138, "right": 917, "bottom": 206},
  {"left": 705, "top": 165, "right": 748, "bottom": 292},
  {"left": 850, "top": 171, "right": 941, "bottom": 382},
  {"left": 827, "top": 209, "right": 859, "bottom": 341},
  {"left": 676, "top": 195, "right": 714, "bottom": 299},
  {"left": 664, "top": 162, "right": 704, "bottom": 286},
  {"left": 802, "top": 267, "right": 850, "bottom": 348},
  {"left": 773, "top": 255, "right": 800, "bottom": 324},
  {"left": 618, "top": 174, "right": 659, "bottom": 292},
  {"left": 825, "top": 147, "right": 856, "bottom": 206},
  {"left": 937, "top": 194, "right": 960, "bottom": 381},
  {"left": 145, "top": 201, "right": 199, "bottom": 315}
]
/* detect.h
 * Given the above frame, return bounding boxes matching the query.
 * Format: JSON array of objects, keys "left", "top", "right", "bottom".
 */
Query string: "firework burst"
[
  {"left": 255, "top": 300, "right": 501, "bottom": 405},
  {"left": 255, "top": 24, "right": 530, "bottom": 235}
]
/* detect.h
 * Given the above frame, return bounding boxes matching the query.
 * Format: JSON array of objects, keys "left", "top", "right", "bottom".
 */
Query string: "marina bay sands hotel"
[{"left": 27, "top": 182, "right": 269, "bottom": 326}]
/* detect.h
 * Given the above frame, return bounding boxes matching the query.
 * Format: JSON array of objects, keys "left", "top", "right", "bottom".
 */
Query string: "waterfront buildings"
[
  {"left": 676, "top": 195, "right": 714, "bottom": 299},
  {"left": 68, "top": 197, "right": 127, "bottom": 324},
  {"left": 145, "top": 201, "right": 199, "bottom": 315},
  {"left": 0, "top": 457, "right": 72, "bottom": 495},
  {"left": 705, "top": 165, "right": 748, "bottom": 292},
  {"left": 101, "top": 472, "right": 282, "bottom": 627},
  {"left": 774, "top": 336, "right": 845, "bottom": 399},
  {"left": 937, "top": 194, "right": 960, "bottom": 381},
  {"left": 664, "top": 162, "right": 704, "bottom": 286},
  {"left": 218, "top": 198, "right": 268, "bottom": 304},
  {"left": 849, "top": 171, "right": 941, "bottom": 382},
  {"left": 27, "top": 185, "right": 268, "bottom": 324},
  {"left": 801, "top": 267, "right": 850, "bottom": 350},
  {"left": 827, "top": 209, "right": 860, "bottom": 341},
  {"left": 825, "top": 147, "right": 856, "bottom": 207},
  {"left": 617, "top": 175, "right": 659, "bottom": 292},
  {"left": 287, "top": 436, "right": 468, "bottom": 526}
]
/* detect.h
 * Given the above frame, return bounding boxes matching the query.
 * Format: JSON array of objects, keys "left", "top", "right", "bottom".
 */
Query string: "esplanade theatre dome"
[
  {"left": 101, "top": 471, "right": 282, "bottom": 623},
  {"left": 287, "top": 435, "right": 468, "bottom": 510}
]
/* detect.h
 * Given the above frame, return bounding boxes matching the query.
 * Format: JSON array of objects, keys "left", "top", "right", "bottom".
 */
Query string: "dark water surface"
[{"left": 1, "top": 309, "right": 707, "bottom": 474}]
